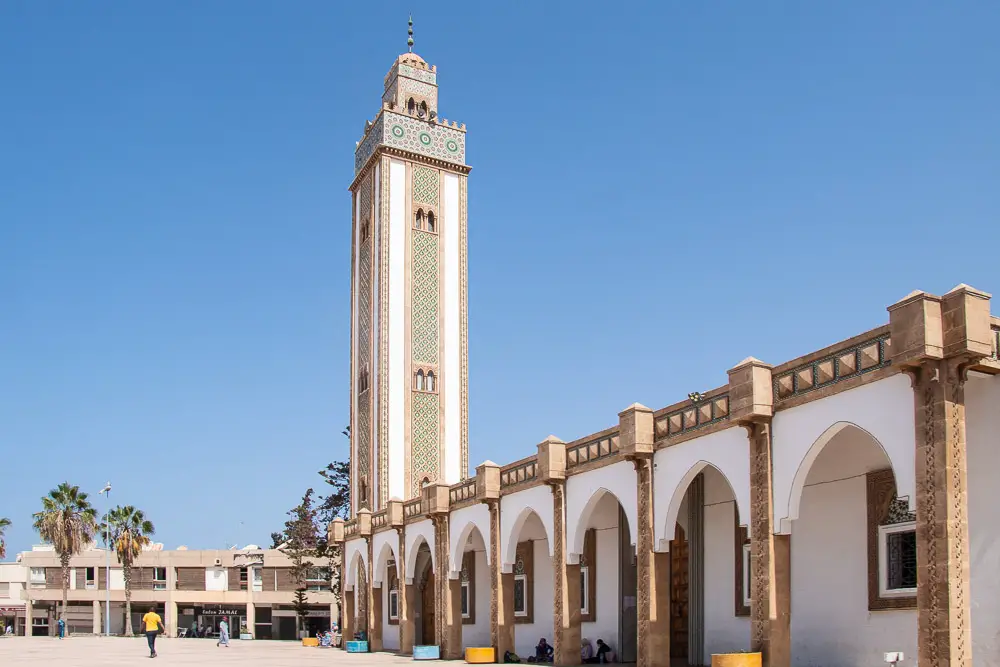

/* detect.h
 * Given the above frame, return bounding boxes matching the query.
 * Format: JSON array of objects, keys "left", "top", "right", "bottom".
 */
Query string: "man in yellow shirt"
[{"left": 142, "top": 608, "right": 164, "bottom": 658}]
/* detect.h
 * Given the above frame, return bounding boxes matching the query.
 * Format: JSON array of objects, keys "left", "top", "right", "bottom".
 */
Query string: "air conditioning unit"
[{"left": 214, "top": 558, "right": 222, "bottom": 566}]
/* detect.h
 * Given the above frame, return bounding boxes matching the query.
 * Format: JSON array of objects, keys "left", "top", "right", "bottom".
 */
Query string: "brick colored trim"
[
  {"left": 866, "top": 469, "right": 916, "bottom": 611},
  {"left": 735, "top": 525, "right": 750, "bottom": 617},
  {"left": 461, "top": 551, "right": 476, "bottom": 625},
  {"left": 514, "top": 541, "right": 534, "bottom": 625},
  {"left": 579, "top": 529, "right": 597, "bottom": 623}
]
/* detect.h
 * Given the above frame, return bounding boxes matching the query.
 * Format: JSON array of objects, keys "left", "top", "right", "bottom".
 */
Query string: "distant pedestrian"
[
  {"left": 57, "top": 617, "right": 65, "bottom": 639},
  {"left": 142, "top": 607, "right": 164, "bottom": 658},
  {"left": 217, "top": 618, "right": 230, "bottom": 647}
]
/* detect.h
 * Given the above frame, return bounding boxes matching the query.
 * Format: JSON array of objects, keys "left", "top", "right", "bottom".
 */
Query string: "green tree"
[
  {"left": 106, "top": 506, "right": 155, "bottom": 635},
  {"left": 315, "top": 461, "right": 349, "bottom": 610},
  {"left": 284, "top": 489, "right": 319, "bottom": 638},
  {"left": 0, "top": 518, "right": 10, "bottom": 559},
  {"left": 32, "top": 483, "right": 99, "bottom": 620}
]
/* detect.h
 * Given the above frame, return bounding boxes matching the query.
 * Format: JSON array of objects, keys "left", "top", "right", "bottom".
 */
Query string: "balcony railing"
[
  {"left": 500, "top": 457, "right": 538, "bottom": 489},
  {"left": 566, "top": 432, "right": 619, "bottom": 469}
]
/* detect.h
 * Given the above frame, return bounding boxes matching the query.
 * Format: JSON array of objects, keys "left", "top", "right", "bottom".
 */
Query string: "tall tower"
[{"left": 349, "top": 27, "right": 470, "bottom": 514}]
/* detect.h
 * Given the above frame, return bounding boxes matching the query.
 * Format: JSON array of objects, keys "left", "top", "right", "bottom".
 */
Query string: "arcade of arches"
[{"left": 333, "top": 284, "right": 1000, "bottom": 667}]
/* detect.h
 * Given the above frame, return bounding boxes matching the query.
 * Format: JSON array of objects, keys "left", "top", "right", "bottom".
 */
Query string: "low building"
[
  {"left": 16, "top": 544, "right": 337, "bottom": 639},
  {"left": 0, "top": 561, "right": 27, "bottom": 635}
]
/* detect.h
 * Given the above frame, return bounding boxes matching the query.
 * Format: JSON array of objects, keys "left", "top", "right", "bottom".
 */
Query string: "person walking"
[
  {"left": 57, "top": 616, "right": 65, "bottom": 639},
  {"left": 217, "top": 617, "right": 230, "bottom": 647},
  {"left": 142, "top": 607, "right": 164, "bottom": 658}
]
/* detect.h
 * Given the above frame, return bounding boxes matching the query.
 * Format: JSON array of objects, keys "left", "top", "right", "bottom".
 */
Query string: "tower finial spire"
[{"left": 407, "top": 15, "right": 414, "bottom": 52}]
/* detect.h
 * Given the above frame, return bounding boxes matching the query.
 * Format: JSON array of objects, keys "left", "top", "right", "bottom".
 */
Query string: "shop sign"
[
  {"left": 198, "top": 607, "right": 242, "bottom": 616},
  {"left": 306, "top": 610, "right": 331, "bottom": 617}
]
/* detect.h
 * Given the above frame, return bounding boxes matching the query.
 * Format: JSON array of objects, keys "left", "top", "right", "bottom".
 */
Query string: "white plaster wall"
[
  {"left": 653, "top": 426, "right": 750, "bottom": 550},
  {"left": 382, "top": 581, "right": 400, "bottom": 651},
  {"left": 790, "top": 458, "right": 916, "bottom": 665},
  {"left": 443, "top": 171, "right": 461, "bottom": 485},
  {"left": 773, "top": 373, "right": 915, "bottom": 533},
  {"left": 344, "top": 538, "right": 368, "bottom": 589},
  {"left": 387, "top": 158, "right": 406, "bottom": 502},
  {"left": 500, "top": 485, "right": 554, "bottom": 571},
  {"left": 515, "top": 539, "right": 555, "bottom": 658},
  {"left": 460, "top": 548, "right": 491, "bottom": 648},
  {"left": 404, "top": 520, "right": 435, "bottom": 583},
  {"left": 581, "top": 496, "right": 620, "bottom": 652},
  {"left": 372, "top": 530, "right": 400, "bottom": 586},
  {"left": 967, "top": 373, "right": 1000, "bottom": 667},
  {"left": 702, "top": 494, "right": 749, "bottom": 660},
  {"left": 372, "top": 161, "right": 383, "bottom": 506},
  {"left": 566, "top": 461, "right": 637, "bottom": 561},
  {"left": 450, "top": 503, "right": 491, "bottom": 578}
]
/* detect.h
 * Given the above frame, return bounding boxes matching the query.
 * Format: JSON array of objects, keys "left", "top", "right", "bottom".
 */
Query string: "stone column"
[
  {"left": 343, "top": 589, "right": 356, "bottom": 643},
  {"left": 728, "top": 356, "right": 789, "bottom": 667},
  {"left": 396, "top": 525, "right": 414, "bottom": 654},
  {"left": 92, "top": 600, "right": 101, "bottom": 635},
  {"left": 621, "top": 403, "right": 670, "bottom": 667},
  {"left": 369, "top": 583, "right": 383, "bottom": 651},
  {"left": 246, "top": 602, "right": 255, "bottom": 638},
  {"left": 424, "top": 481, "right": 461, "bottom": 658},
  {"left": 538, "top": 436, "right": 579, "bottom": 667},
  {"left": 165, "top": 601, "right": 178, "bottom": 638},
  {"left": 24, "top": 599, "right": 32, "bottom": 638},
  {"left": 889, "top": 286, "right": 992, "bottom": 667},
  {"left": 477, "top": 459, "right": 512, "bottom": 661}
]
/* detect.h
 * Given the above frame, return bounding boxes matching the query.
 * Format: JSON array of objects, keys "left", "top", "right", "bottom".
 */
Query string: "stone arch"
[
  {"left": 782, "top": 421, "right": 895, "bottom": 534},
  {"left": 372, "top": 531, "right": 400, "bottom": 587},
  {"left": 771, "top": 373, "right": 915, "bottom": 533},
  {"left": 344, "top": 540, "right": 368, "bottom": 590},
  {"left": 566, "top": 460, "right": 639, "bottom": 562},
  {"left": 500, "top": 484, "right": 555, "bottom": 573},
  {"left": 652, "top": 426, "right": 751, "bottom": 550},
  {"left": 404, "top": 519, "right": 436, "bottom": 583},
  {"left": 449, "top": 503, "right": 491, "bottom": 579}
]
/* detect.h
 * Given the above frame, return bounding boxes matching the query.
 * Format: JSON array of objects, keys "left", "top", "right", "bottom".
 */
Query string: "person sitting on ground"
[
  {"left": 581, "top": 638, "right": 594, "bottom": 663},
  {"left": 595, "top": 639, "right": 614, "bottom": 664},
  {"left": 528, "top": 638, "right": 553, "bottom": 663}
]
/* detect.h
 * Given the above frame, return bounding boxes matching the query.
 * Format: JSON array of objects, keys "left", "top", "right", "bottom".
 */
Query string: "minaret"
[{"left": 349, "top": 20, "right": 470, "bottom": 514}]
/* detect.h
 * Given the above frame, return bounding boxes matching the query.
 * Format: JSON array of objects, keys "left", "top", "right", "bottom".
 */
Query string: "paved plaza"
[{"left": 0, "top": 636, "right": 413, "bottom": 666}]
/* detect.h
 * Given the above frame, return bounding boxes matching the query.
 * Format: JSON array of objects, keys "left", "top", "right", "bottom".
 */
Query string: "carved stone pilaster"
[
  {"left": 746, "top": 421, "right": 790, "bottom": 667},
  {"left": 431, "top": 513, "right": 462, "bottom": 658},
  {"left": 550, "top": 482, "right": 581, "bottom": 666},
  {"left": 366, "top": 535, "right": 381, "bottom": 651},
  {"left": 395, "top": 526, "right": 413, "bottom": 654},
  {"left": 487, "top": 498, "right": 514, "bottom": 658},
  {"left": 912, "top": 357, "right": 973, "bottom": 667},
  {"left": 634, "top": 456, "right": 669, "bottom": 667}
]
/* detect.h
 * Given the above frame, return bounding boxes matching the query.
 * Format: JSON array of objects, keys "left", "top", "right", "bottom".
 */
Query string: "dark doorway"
[{"left": 618, "top": 505, "right": 638, "bottom": 662}]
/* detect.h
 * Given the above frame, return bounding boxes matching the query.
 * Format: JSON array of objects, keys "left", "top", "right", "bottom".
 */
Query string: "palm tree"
[
  {"left": 32, "top": 483, "right": 99, "bottom": 620},
  {"left": 0, "top": 518, "right": 11, "bottom": 559},
  {"left": 107, "top": 505, "right": 155, "bottom": 635}
]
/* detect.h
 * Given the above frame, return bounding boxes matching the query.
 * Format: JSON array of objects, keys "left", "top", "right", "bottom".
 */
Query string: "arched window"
[
  {"left": 421, "top": 477, "right": 431, "bottom": 488},
  {"left": 415, "top": 370, "right": 425, "bottom": 391},
  {"left": 415, "top": 209, "right": 424, "bottom": 230},
  {"left": 407, "top": 98, "right": 415, "bottom": 114},
  {"left": 360, "top": 220, "right": 370, "bottom": 243},
  {"left": 418, "top": 101, "right": 427, "bottom": 118},
  {"left": 426, "top": 371, "right": 435, "bottom": 392},
  {"left": 360, "top": 478, "right": 368, "bottom": 506},
  {"left": 426, "top": 212, "right": 436, "bottom": 233}
]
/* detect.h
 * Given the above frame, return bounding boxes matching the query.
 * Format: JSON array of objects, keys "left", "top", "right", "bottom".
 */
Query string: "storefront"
[
  {"left": 269, "top": 605, "right": 331, "bottom": 640},
  {"left": 179, "top": 605, "right": 247, "bottom": 639},
  {"left": 129, "top": 603, "right": 165, "bottom": 636},
  {"left": 0, "top": 606, "right": 25, "bottom": 636}
]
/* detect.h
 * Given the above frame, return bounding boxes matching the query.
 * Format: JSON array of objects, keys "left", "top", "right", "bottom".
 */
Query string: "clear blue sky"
[{"left": 1, "top": 2, "right": 997, "bottom": 556}]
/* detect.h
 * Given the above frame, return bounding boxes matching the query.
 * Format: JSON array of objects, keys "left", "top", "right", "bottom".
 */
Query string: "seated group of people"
[{"left": 505, "top": 637, "right": 614, "bottom": 664}]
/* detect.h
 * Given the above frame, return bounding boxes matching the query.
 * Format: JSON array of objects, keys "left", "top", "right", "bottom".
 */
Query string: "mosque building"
[{"left": 333, "top": 22, "right": 1000, "bottom": 667}]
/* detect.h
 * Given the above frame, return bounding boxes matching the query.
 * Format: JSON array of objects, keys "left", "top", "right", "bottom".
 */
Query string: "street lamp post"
[{"left": 99, "top": 483, "right": 112, "bottom": 637}]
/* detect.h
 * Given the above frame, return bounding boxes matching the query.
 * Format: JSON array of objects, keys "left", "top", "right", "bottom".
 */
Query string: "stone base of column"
[
  {"left": 442, "top": 577, "right": 463, "bottom": 659},
  {"left": 554, "top": 563, "right": 581, "bottom": 667},
  {"left": 399, "top": 584, "right": 415, "bottom": 654},
  {"left": 496, "top": 573, "right": 515, "bottom": 659},
  {"left": 245, "top": 602, "right": 256, "bottom": 639},
  {"left": 92, "top": 600, "right": 101, "bottom": 635},
  {"left": 370, "top": 586, "right": 384, "bottom": 651},
  {"left": 639, "top": 552, "right": 671, "bottom": 667},
  {"left": 343, "top": 590, "right": 356, "bottom": 643}
]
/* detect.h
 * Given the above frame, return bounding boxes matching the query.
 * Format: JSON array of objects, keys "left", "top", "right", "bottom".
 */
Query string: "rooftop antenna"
[{"left": 407, "top": 15, "right": 414, "bottom": 53}]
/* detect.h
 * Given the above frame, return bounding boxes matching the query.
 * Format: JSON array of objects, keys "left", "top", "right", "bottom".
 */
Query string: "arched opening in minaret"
[
  {"left": 426, "top": 211, "right": 436, "bottom": 233},
  {"left": 418, "top": 101, "right": 428, "bottom": 118},
  {"left": 407, "top": 98, "right": 416, "bottom": 114},
  {"left": 425, "top": 371, "right": 435, "bottom": 392},
  {"left": 415, "top": 370, "right": 425, "bottom": 391}
]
